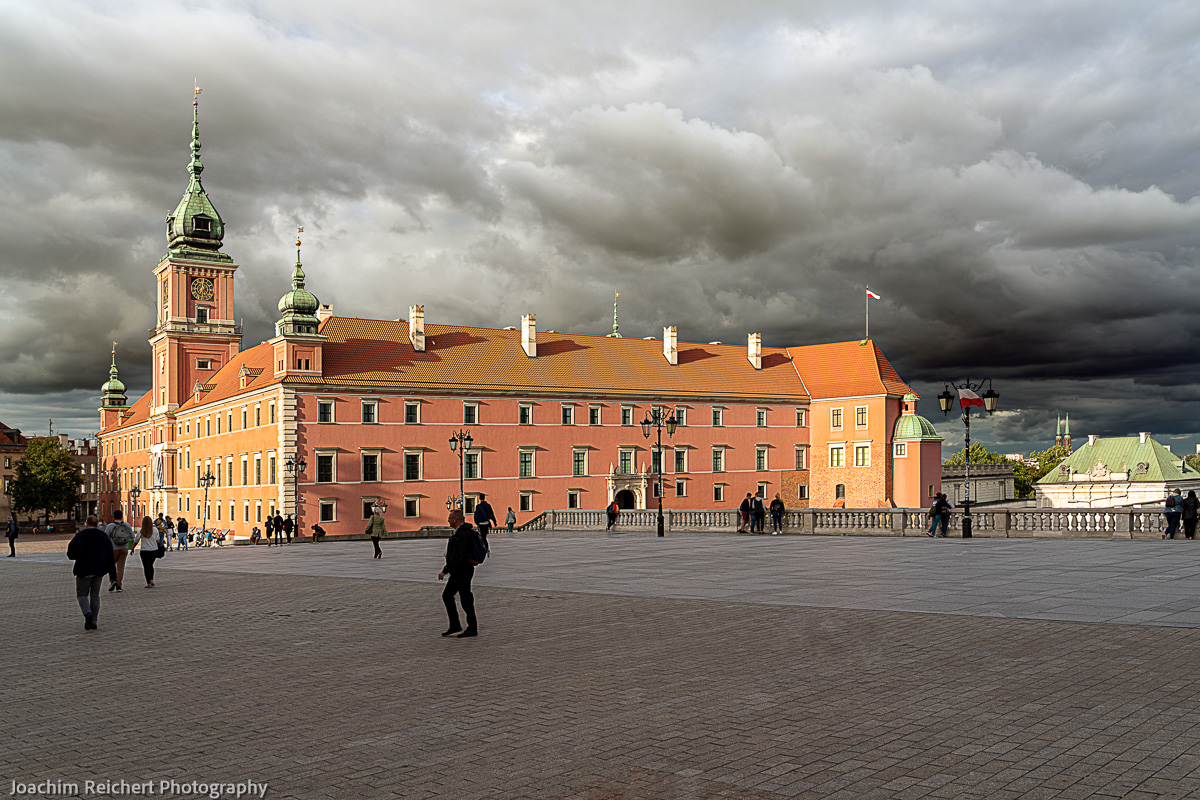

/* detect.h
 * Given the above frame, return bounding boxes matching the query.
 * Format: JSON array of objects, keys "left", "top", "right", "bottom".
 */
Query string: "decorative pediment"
[{"left": 1089, "top": 460, "right": 1110, "bottom": 479}]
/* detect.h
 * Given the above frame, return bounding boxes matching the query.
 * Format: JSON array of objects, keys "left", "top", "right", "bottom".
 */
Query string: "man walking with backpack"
[
  {"left": 473, "top": 493, "right": 497, "bottom": 539},
  {"left": 438, "top": 509, "right": 479, "bottom": 638},
  {"left": 68, "top": 515, "right": 118, "bottom": 631},
  {"left": 106, "top": 510, "right": 134, "bottom": 591}
]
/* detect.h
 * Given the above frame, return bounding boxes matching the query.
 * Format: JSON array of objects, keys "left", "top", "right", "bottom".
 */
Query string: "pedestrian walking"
[
  {"left": 737, "top": 493, "right": 751, "bottom": 533},
  {"left": 752, "top": 491, "right": 767, "bottom": 533},
  {"left": 473, "top": 493, "right": 497, "bottom": 539},
  {"left": 505, "top": 507, "right": 516, "bottom": 535},
  {"left": 67, "top": 515, "right": 117, "bottom": 631},
  {"left": 263, "top": 515, "right": 273, "bottom": 546},
  {"left": 272, "top": 512, "right": 285, "bottom": 546},
  {"left": 438, "top": 509, "right": 478, "bottom": 638},
  {"left": 164, "top": 516, "right": 176, "bottom": 550},
  {"left": 1164, "top": 489, "right": 1183, "bottom": 539},
  {"left": 283, "top": 514, "right": 294, "bottom": 544},
  {"left": 67, "top": 520, "right": 117, "bottom": 633},
  {"left": 105, "top": 510, "right": 134, "bottom": 591},
  {"left": 5, "top": 517, "right": 16, "bottom": 557},
  {"left": 137, "top": 516, "right": 162, "bottom": 588},
  {"left": 926, "top": 493, "right": 950, "bottom": 537},
  {"left": 606, "top": 499, "right": 619, "bottom": 531},
  {"left": 769, "top": 494, "right": 785, "bottom": 534},
  {"left": 365, "top": 508, "right": 386, "bottom": 558},
  {"left": 1183, "top": 490, "right": 1200, "bottom": 540},
  {"left": 176, "top": 516, "right": 189, "bottom": 551}
]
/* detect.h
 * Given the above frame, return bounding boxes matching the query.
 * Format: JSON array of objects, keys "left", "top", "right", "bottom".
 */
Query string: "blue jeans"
[
  {"left": 928, "top": 513, "right": 949, "bottom": 536},
  {"left": 1165, "top": 513, "right": 1181, "bottom": 539}
]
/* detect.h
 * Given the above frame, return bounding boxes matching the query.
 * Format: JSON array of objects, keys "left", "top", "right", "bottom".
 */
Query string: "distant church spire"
[
  {"left": 606, "top": 292, "right": 622, "bottom": 338},
  {"left": 1063, "top": 413, "right": 1071, "bottom": 450},
  {"left": 1055, "top": 414, "right": 1062, "bottom": 448}
]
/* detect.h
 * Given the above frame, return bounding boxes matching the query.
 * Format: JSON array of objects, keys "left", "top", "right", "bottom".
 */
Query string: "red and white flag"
[
  {"left": 959, "top": 388, "right": 986, "bottom": 408},
  {"left": 866, "top": 289, "right": 881, "bottom": 300}
]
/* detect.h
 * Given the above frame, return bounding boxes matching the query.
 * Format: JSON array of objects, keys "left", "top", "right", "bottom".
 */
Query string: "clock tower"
[{"left": 149, "top": 89, "right": 242, "bottom": 417}]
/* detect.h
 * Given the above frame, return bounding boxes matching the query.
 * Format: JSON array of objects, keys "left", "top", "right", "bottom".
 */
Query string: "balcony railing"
[{"left": 517, "top": 507, "right": 1172, "bottom": 539}]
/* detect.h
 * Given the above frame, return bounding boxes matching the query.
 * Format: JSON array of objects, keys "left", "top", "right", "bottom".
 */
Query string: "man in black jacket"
[
  {"left": 438, "top": 509, "right": 478, "bottom": 638},
  {"left": 67, "top": 516, "right": 118, "bottom": 631},
  {"left": 283, "top": 514, "right": 295, "bottom": 544}
]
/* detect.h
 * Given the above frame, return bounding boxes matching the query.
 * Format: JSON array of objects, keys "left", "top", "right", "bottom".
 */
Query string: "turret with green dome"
[
  {"left": 893, "top": 392, "right": 942, "bottom": 442},
  {"left": 100, "top": 345, "right": 127, "bottom": 408},
  {"left": 276, "top": 233, "right": 322, "bottom": 337}
]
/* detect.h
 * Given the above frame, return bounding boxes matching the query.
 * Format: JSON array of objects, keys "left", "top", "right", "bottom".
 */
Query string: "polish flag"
[
  {"left": 866, "top": 289, "right": 881, "bottom": 300},
  {"left": 959, "top": 388, "right": 986, "bottom": 408}
]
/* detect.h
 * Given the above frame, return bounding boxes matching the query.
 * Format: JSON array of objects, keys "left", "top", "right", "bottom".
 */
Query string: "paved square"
[{"left": 7, "top": 534, "right": 1200, "bottom": 798}]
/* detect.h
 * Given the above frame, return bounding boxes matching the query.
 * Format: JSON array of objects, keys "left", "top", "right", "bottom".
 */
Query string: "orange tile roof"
[
  {"left": 101, "top": 323, "right": 912, "bottom": 423},
  {"left": 785, "top": 339, "right": 913, "bottom": 399},
  {"left": 317, "top": 317, "right": 809, "bottom": 401},
  {"left": 175, "top": 344, "right": 280, "bottom": 412},
  {"left": 0, "top": 424, "right": 27, "bottom": 447}
]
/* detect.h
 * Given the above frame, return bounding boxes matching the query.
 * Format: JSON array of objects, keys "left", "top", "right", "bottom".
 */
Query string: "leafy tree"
[
  {"left": 943, "top": 442, "right": 1010, "bottom": 466},
  {"left": 1185, "top": 454, "right": 1200, "bottom": 474},
  {"left": 10, "top": 438, "right": 80, "bottom": 524},
  {"left": 1013, "top": 445, "right": 1072, "bottom": 498}
]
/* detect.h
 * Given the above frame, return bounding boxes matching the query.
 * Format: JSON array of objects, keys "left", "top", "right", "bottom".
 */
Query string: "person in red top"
[{"left": 606, "top": 500, "right": 619, "bottom": 531}]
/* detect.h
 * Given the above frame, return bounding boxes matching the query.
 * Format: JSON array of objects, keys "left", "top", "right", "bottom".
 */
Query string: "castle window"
[
  {"left": 196, "top": 307, "right": 208, "bottom": 324},
  {"left": 193, "top": 216, "right": 212, "bottom": 233},
  {"left": 894, "top": 443, "right": 907, "bottom": 457},
  {"left": 835, "top": 484, "right": 846, "bottom": 499}
]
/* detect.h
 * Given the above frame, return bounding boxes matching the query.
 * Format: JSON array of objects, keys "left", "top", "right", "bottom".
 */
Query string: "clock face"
[{"left": 190, "top": 277, "right": 215, "bottom": 301}]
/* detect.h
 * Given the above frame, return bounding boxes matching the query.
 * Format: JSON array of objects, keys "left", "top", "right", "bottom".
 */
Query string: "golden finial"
[
  {"left": 112, "top": 342, "right": 117, "bottom": 355},
  {"left": 296, "top": 225, "right": 304, "bottom": 248},
  {"left": 193, "top": 80, "right": 202, "bottom": 107},
  {"left": 615, "top": 292, "right": 620, "bottom": 300}
]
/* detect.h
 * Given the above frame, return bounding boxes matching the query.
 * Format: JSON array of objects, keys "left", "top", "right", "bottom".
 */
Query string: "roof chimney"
[
  {"left": 409, "top": 305, "right": 425, "bottom": 352},
  {"left": 317, "top": 304, "right": 333, "bottom": 323},
  {"left": 522, "top": 313, "right": 536, "bottom": 358},
  {"left": 663, "top": 326, "right": 677, "bottom": 366},
  {"left": 1139, "top": 432, "right": 1149, "bottom": 444},
  {"left": 748, "top": 333, "right": 762, "bottom": 370},
  {"left": 1088, "top": 435, "right": 1097, "bottom": 446}
]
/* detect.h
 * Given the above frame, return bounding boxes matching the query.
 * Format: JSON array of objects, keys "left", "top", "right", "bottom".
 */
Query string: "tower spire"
[
  {"left": 101, "top": 342, "right": 127, "bottom": 408},
  {"left": 607, "top": 292, "right": 622, "bottom": 338},
  {"left": 276, "top": 226, "right": 321, "bottom": 337},
  {"left": 166, "top": 82, "right": 225, "bottom": 254},
  {"left": 189, "top": 79, "right": 204, "bottom": 185}
]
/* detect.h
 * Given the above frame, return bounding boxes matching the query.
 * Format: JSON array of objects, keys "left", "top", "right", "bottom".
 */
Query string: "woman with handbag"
[{"left": 137, "top": 516, "right": 162, "bottom": 588}]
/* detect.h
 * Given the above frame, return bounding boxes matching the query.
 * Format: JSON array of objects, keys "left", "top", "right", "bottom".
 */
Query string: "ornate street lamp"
[
  {"left": 130, "top": 484, "right": 141, "bottom": 521},
  {"left": 285, "top": 457, "right": 307, "bottom": 536},
  {"left": 641, "top": 408, "right": 679, "bottom": 537},
  {"left": 197, "top": 471, "right": 214, "bottom": 534},
  {"left": 938, "top": 379, "right": 999, "bottom": 538},
  {"left": 371, "top": 499, "right": 388, "bottom": 516},
  {"left": 448, "top": 429, "right": 473, "bottom": 513}
]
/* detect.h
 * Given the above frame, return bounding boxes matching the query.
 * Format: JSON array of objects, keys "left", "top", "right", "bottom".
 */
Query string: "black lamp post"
[
  {"left": 285, "top": 457, "right": 306, "bottom": 535},
  {"left": 448, "top": 429, "right": 473, "bottom": 513},
  {"left": 197, "top": 471, "right": 214, "bottom": 534},
  {"left": 130, "top": 484, "right": 141, "bottom": 521},
  {"left": 937, "top": 379, "right": 999, "bottom": 538},
  {"left": 372, "top": 499, "right": 388, "bottom": 517},
  {"left": 641, "top": 408, "right": 679, "bottom": 537}
]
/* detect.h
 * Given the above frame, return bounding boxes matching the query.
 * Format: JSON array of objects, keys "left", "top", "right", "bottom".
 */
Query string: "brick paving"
[{"left": 6, "top": 536, "right": 1200, "bottom": 798}]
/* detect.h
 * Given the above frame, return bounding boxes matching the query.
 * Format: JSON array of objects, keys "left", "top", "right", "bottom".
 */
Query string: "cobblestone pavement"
[{"left": 7, "top": 536, "right": 1200, "bottom": 799}]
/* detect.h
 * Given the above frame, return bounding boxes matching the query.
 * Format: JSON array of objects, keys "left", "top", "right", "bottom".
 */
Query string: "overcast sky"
[{"left": 2, "top": 0, "right": 1199, "bottom": 455}]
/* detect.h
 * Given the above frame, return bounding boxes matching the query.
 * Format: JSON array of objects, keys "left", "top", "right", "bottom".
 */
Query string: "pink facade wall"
[{"left": 295, "top": 391, "right": 812, "bottom": 531}]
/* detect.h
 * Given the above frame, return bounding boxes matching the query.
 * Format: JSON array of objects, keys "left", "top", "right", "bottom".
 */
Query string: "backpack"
[
  {"left": 108, "top": 521, "right": 133, "bottom": 548},
  {"left": 467, "top": 527, "right": 489, "bottom": 566}
]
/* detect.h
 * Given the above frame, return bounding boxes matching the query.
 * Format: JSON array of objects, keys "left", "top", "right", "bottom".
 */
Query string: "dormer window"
[{"left": 193, "top": 216, "right": 212, "bottom": 234}]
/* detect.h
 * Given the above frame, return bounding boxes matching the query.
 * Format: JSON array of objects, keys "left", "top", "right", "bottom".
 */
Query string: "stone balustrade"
[{"left": 520, "top": 507, "right": 1173, "bottom": 539}]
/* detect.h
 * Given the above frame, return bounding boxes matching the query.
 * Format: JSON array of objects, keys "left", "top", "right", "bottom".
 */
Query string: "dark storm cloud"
[{"left": 2, "top": 0, "right": 1199, "bottom": 455}]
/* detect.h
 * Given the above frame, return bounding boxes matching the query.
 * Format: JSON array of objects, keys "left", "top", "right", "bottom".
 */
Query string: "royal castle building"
[{"left": 96, "top": 100, "right": 943, "bottom": 537}]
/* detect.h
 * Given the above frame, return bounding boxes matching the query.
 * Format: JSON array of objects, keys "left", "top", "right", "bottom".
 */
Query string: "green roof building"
[{"left": 1034, "top": 432, "right": 1200, "bottom": 508}]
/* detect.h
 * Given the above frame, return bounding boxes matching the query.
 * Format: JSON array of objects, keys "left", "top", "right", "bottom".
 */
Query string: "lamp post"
[
  {"left": 130, "top": 485, "right": 141, "bottom": 521},
  {"left": 372, "top": 499, "right": 388, "bottom": 517},
  {"left": 640, "top": 408, "right": 679, "bottom": 537},
  {"left": 448, "top": 429, "right": 473, "bottom": 513},
  {"left": 197, "top": 471, "right": 214, "bottom": 534},
  {"left": 937, "top": 379, "right": 999, "bottom": 539},
  {"left": 285, "top": 457, "right": 306, "bottom": 536}
]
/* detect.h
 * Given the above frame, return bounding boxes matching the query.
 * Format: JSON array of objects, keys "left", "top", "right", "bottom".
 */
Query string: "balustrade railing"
[{"left": 516, "top": 506, "right": 1172, "bottom": 539}]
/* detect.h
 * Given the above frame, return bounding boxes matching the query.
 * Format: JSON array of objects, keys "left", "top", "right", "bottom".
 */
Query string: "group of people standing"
[
  {"left": 1163, "top": 489, "right": 1200, "bottom": 539},
  {"left": 738, "top": 491, "right": 787, "bottom": 534},
  {"left": 250, "top": 512, "right": 296, "bottom": 546}
]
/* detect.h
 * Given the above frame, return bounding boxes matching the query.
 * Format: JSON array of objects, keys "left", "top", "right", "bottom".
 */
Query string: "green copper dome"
[
  {"left": 277, "top": 238, "right": 321, "bottom": 336},
  {"left": 101, "top": 347, "right": 127, "bottom": 408},
  {"left": 893, "top": 413, "right": 942, "bottom": 441},
  {"left": 166, "top": 96, "right": 225, "bottom": 253}
]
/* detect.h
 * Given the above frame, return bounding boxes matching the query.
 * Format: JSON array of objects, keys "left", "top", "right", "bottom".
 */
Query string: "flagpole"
[{"left": 865, "top": 287, "right": 869, "bottom": 340}]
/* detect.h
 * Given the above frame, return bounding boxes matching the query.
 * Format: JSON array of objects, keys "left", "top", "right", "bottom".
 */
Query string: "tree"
[
  {"left": 1185, "top": 454, "right": 1200, "bottom": 474},
  {"left": 1013, "top": 445, "right": 1072, "bottom": 499},
  {"left": 10, "top": 438, "right": 80, "bottom": 525},
  {"left": 943, "top": 442, "right": 1010, "bottom": 466}
]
